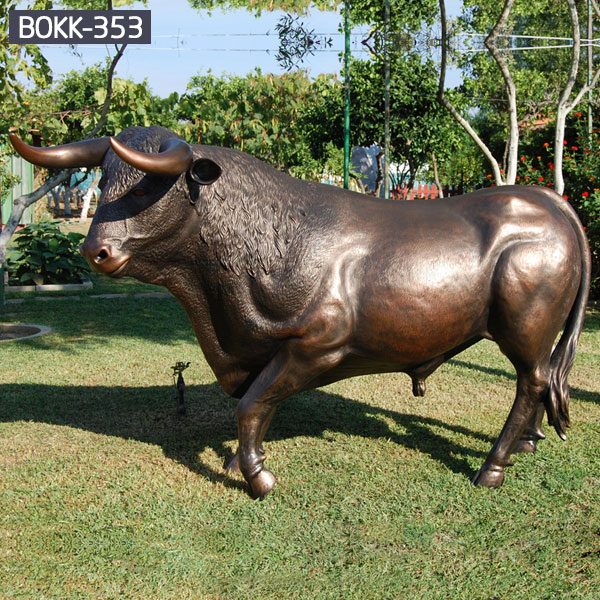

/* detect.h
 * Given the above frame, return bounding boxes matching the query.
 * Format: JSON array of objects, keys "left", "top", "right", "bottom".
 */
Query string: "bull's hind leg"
[
  {"left": 473, "top": 367, "right": 549, "bottom": 487},
  {"left": 513, "top": 403, "right": 546, "bottom": 454},
  {"left": 473, "top": 241, "right": 573, "bottom": 488}
]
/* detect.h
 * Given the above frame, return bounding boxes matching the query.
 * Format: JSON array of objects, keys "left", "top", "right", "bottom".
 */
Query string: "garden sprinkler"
[{"left": 171, "top": 361, "right": 190, "bottom": 415}]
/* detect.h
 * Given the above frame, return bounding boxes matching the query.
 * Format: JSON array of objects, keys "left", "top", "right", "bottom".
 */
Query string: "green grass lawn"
[{"left": 1, "top": 287, "right": 599, "bottom": 600}]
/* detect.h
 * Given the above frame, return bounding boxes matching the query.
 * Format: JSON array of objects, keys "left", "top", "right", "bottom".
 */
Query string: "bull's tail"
[{"left": 543, "top": 191, "right": 591, "bottom": 440}]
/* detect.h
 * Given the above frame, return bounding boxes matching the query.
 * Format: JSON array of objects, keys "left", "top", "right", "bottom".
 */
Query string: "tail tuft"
[
  {"left": 542, "top": 189, "right": 590, "bottom": 441},
  {"left": 545, "top": 331, "right": 579, "bottom": 439}
]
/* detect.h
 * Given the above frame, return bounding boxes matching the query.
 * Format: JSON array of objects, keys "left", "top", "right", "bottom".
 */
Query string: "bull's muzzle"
[{"left": 80, "top": 239, "right": 131, "bottom": 276}]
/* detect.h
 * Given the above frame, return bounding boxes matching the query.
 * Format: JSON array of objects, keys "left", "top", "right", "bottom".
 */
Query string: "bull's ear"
[{"left": 189, "top": 158, "right": 222, "bottom": 185}]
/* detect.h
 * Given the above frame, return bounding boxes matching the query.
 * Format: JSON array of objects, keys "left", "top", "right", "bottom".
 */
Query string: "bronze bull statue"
[{"left": 10, "top": 126, "right": 591, "bottom": 499}]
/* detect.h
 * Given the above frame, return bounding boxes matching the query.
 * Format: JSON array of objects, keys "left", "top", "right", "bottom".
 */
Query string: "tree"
[
  {"left": 1, "top": 0, "right": 52, "bottom": 198},
  {"left": 350, "top": 54, "right": 458, "bottom": 190},
  {"left": 0, "top": 0, "right": 141, "bottom": 276},
  {"left": 440, "top": 0, "right": 600, "bottom": 193},
  {"left": 439, "top": 0, "right": 522, "bottom": 185},
  {"left": 178, "top": 69, "right": 343, "bottom": 178},
  {"left": 187, "top": 0, "right": 336, "bottom": 13},
  {"left": 552, "top": 0, "right": 600, "bottom": 195},
  {"left": 349, "top": 0, "right": 438, "bottom": 31}
]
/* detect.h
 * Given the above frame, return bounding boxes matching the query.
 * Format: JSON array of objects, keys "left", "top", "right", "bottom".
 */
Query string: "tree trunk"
[
  {"left": 407, "top": 155, "right": 417, "bottom": 190},
  {"left": 79, "top": 168, "right": 101, "bottom": 222},
  {"left": 48, "top": 187, "right": 60, "bottom": 212},
  {"left": 375, "top": 148, "right": 385, "bottom": 197},
  {"left": 0, "top": 170, "right": 73, "bottom": 266},
  {"left": 554, "top": 0, "right": 600, "bottom": 195},
  {"left": 431, "top": 152, "right": 444, "bottom": 198},
  {"left": 63, "top": 187, "right": 72, "bottom": 216},
  {"left": 438, "top": 0, "right": 506, "bottom": 185},
  {"left": 484, "top": 0, "right": 519, "bottom": 184}
]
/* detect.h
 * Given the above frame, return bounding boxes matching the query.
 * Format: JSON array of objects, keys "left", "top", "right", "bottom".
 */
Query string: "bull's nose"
[{"left": 80, "top": 240, "right": 131, "bottom": 275}]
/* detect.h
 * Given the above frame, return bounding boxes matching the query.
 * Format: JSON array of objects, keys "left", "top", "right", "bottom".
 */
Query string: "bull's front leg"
[{"left": 233, "top": 343, "right": 344, "bottom": 499}]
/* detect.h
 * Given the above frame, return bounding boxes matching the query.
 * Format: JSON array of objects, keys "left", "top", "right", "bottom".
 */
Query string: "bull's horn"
[
  {"left": 9, "top": 133, "right": 110, "bottom": 167},
  {"left": 109, "top": 137, "right": 193, "bottom": 176}
]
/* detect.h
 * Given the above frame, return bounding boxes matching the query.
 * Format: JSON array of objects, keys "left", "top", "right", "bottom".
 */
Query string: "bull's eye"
[{"left": 132, "top": 188, "right": 147, "bottom": 197}]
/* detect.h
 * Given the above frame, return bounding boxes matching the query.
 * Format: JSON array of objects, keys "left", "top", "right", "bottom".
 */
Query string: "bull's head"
[{"left": 9, "top": 127, "right": 222, "bottom": 283}]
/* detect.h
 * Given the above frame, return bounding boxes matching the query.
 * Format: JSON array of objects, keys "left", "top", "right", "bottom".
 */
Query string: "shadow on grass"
[
  {"left": 0, "top": 382, "right": 495, "bottom": 491},
  {"left": 448, "top": 359, "right": 598, "bottom": 404}
]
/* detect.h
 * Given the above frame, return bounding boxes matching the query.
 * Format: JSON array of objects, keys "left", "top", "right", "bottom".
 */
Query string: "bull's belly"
[
  {"left": 303, "top": 292, "right": 489, "bottom": 390},
  {"left": 306, "top": 341, "right": 478, "bottom": 390},
  {"left": 348, "top": 277, "right": 490, "bottom": 366},
  {"left": 307, "top": 356, "right": 406, "bottom": 389},
  {"left": 341, "top": 230, "right": 493, "bottom": 363},
  {"left": 350, "top": 309, "right": 487, "bottom": 365}
]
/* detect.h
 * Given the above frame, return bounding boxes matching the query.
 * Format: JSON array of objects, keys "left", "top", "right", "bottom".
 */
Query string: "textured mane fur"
[{"left": 193, "top": 146, "right": 307, "bottom": 277}]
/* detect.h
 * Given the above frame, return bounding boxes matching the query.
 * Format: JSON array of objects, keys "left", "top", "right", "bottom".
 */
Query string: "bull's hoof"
[
  {"left": 248, "top": 468, "right": 276, "bottom": 500},
  {"left": 513, "top": 439, "right": 537, "bottom": 454},
  {"left": 472, "top": 464, "right": 505, "bottom": 488}
]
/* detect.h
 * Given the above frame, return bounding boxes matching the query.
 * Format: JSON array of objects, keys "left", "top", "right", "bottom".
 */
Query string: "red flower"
[
  {"left": 543, "top": 142, "right": 550, "bottom": 147},
  {"left": 538, "top": 176, "right": 544, "bottom": 182},
  {"left": 582, "top": 191, "right": 589, "bottom": 197},
  {"left": 572, "top": 146, "right": 579, "bottom": 151},
  {"left": 520, "top": 157, "right": 526, "bottom": 162}
]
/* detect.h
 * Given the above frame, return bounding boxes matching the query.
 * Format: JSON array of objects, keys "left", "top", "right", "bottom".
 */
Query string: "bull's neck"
[
  {"left": 139, "top": 200, "right": 244, "bottom": 393},
  {"left": 193, "top": 181, "right": 306, "bottom": 279}
]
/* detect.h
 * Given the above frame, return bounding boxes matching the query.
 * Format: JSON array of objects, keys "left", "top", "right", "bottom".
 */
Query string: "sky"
[{"left": 10, "top": 0, "right": 463, "bottom": 97}]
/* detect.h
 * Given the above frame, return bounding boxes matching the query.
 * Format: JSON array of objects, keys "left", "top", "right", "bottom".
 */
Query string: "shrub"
[{"left": 6, "top": 221, "right": 91, "bottom": 286}]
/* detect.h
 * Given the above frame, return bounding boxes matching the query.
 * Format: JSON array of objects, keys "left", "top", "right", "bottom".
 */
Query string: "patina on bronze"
[{"left": 10, "top": 127, "right": 591, "bottom": 499}]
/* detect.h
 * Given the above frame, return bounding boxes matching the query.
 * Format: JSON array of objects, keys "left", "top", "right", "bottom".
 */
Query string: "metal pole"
[
  {"left": 344, "top": 2, "right": 351, "bottom": 189},
  {"left": 384, "top": 0, "right": 391, "bottom": 199},
  {"left": 588, "top": 0, "right": 593, "bottom": 141}
]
